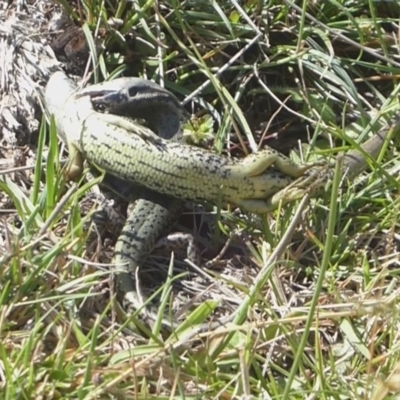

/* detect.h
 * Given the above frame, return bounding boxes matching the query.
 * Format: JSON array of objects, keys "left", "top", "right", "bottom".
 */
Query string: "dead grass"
[{"left": 1, "top": 0, "right": 400, "bottom": 398}]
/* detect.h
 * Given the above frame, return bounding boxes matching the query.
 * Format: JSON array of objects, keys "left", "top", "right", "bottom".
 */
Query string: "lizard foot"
[{"left": 231, "top": 147, "right": 321, "bottom": 179}]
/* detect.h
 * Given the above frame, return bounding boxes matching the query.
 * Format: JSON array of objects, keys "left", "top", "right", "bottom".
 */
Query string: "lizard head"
[{"left": 76, "top": 77, "right": 186, "bottom": 119}]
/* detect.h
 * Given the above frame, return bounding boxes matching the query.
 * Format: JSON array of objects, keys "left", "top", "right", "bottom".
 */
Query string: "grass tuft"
[{"left": 1, "top": 0, "right": 400, "bottom": 398}]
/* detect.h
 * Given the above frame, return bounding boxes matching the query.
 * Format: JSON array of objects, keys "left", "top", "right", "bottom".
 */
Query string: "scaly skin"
[
  {"left": 112, "top": 190, "right": 185, "bottom": 318},
  {"left": 80, "top": 79, "right": 188, "bottom": 320},
  {"left": 77, "top": 77, "right": 187, "bottom": 139},
  {"left": 44, "top": 71, "right": 315, "bottom": 214}
]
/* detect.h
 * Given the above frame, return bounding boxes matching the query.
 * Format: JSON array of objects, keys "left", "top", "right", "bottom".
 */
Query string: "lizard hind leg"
[
  {"left": 260, "top": 170, "right": 325, "bottom": 212},
  {"left": 237, "top": 186, "right": 309, "bottom": 214},
  {"left": 231, "top": 147, "right": 316, "bottom": 178}
]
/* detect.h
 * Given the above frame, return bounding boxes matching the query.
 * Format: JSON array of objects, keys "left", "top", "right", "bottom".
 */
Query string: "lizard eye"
[
  {"left": 93, "top": 101, "right": 107, "bottom": 112},
  {"left": 128, "top": 87, "right": 139, "bottom": 98}
]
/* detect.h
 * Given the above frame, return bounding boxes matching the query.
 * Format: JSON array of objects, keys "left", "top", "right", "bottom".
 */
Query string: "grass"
[{"left": 1, "top": 0, "right": 400, "bottom": 398}]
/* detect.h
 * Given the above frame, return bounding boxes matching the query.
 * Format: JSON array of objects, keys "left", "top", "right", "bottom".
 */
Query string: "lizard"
[
  {"left": 78, "top": 76, "right": 400, "bottom": 209},
  {"left": 46, "top": 74, "right": 197, "bottom": 324},
  {"left": 79, "top": 79, "right": 400, "bottom": 333},
  {"left": 91, "top": 84, "right": 195, "bottom": 322},
  {"left": 44, "top": 71, "right": 316, "bottom": 216},
  {"left": 44, "top": 72, "right": 400, "bottom": 333},
  {"left": 43, "top": 72, "right": 316, "bottom": 328}
]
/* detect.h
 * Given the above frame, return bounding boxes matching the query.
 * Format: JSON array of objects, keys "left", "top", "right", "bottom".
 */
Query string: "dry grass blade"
[{"left": 1, "top": 0, "right": 400, "bottom": 398}]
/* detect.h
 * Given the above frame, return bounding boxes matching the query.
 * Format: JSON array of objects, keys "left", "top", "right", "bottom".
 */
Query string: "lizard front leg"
[{"left": 64, "top": 140, "right": 85, "bottom": 181}]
